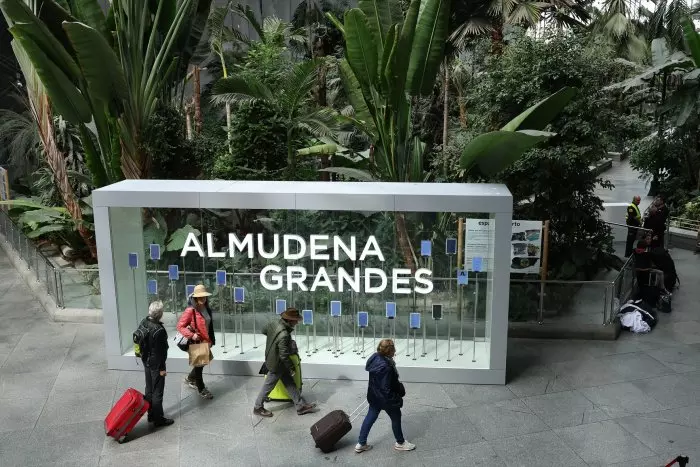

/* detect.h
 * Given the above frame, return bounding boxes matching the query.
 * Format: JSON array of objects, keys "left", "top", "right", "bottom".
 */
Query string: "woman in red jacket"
[{"left": 177, "top": 284, "right": 215, "bottom": 399}]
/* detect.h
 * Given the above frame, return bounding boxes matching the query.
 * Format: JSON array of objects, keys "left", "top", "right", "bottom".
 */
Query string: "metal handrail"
[{"left": 669, "top": 216, "right": 700, "bottom": 231}]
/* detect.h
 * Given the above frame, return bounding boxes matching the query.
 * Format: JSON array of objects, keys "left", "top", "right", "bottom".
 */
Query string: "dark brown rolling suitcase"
[
  {"left": 311, "top": 403, "right": 366, "bottom": 453},
  {"left": 311, "top": 410, "right": 352, "bottom": 453}
]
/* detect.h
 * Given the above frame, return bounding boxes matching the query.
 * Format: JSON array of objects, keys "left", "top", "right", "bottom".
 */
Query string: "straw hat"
[
  {"left": 190, "top": 284, "right": 212, "bottom": 298},
  {"left": 280, "top": 307, "right": 302, "bottom": 322}
]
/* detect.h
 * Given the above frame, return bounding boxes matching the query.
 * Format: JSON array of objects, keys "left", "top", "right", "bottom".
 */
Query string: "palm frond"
[
  {"left": 211, "top": 76, "right": 275, "bottom": 106},
  {"left": 296, "top": 107, "right": 341, "bottom": 139},
  {"left": 279, "top": 59, "right": 318, "bottom": 114}
]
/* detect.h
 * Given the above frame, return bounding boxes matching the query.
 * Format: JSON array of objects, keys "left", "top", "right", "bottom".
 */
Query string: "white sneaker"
[
  {"left": 394, "top": 441, "right": 416, "bottom": 451},
  {"left": 355, "top": 443, "right": 372, "bottom": 453}
]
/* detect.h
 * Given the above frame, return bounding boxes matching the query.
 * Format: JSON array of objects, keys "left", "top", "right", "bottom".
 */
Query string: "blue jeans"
[{"left": 358, "top": 404, "right": 405, "bottom": 445}]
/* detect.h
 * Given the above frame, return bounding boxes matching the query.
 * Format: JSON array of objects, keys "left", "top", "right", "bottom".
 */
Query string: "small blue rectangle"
[
  {"left": 147, "top": 279, "right": 158, "bottom": 295},
  {"left": 472, "top": 257, "right": 483, "bottom": 272},
  {"left": 168, "top": 265, "right": 179, "bottom": 281},
  {"left": 420, "top": 240, "right": 432, "bottom": 257},
  {"left": 358, "top": 311, "right": 369, "bottom": 328},
  {"left": 302, "top": 309, "right": 313, "bottom": 326},
  {"left": 446, "top": 238, "right": 457, "bottom": 255},
  {"left": 149, "top": 244, "right": 161, "bottom": 261},
  {"left": 216, "top": 270, "right": 226, "bottom": 287},
  {"left": 330, "top": 300, "right": 342, "bottom": 317},
  {"left": 234, "top": 287, "right": 245, "bottom": 303},
  {"left": 409, "top": 312, "right": 421, "bottom": 329},
  {"left": 186, "top": 284, "right": 195, "bottom": 297},
  {"left": 275, "top": 299, "right": 286, "bottom": 315},
  {"left": 457, "top": 269, "right": 468, "bottom": 285},
  {"left": 385, "top": 302, "right": 396, "bottom": 319},
  {"left": 128, "top": 252, "right": 138, "bottom": 269}
]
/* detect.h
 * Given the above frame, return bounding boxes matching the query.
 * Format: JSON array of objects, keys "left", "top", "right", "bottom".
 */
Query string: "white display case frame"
[{"left": 93, "top": 180, "right": 512, "bottom": 384}]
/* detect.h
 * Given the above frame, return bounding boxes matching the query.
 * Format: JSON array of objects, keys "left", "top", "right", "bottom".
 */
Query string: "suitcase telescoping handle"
[
  {"left": 664, "top": 456, "right": 689, "bottom": 467},
  {"left": 348, "top": 401, "right": 369, "bottom": 423}
]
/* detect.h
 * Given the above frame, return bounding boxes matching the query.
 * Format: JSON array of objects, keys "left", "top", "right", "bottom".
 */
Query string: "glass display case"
[{"left": 93, "top": 181, "right": 512, "bottom": 384}]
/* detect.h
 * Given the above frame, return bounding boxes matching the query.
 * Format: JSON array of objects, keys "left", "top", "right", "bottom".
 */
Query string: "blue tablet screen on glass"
[
  {"left": 128, "top": 252, "right": 138, "bottom": 269},
  {"left": 420, "top": 240, "right": 432, "bottom": 257},
  {"left": 446, "top": 238, "right": 457, "bottom": 255},
  {"left": 409, "top": 313, "right": 421, "bottom": 329},
  {"left": 302, "top": 309, "right": 313, "bottom": 326},
  {"left": 186, "top": 284, "right": 195, "bottom": 297},
  {"left": 472, "top": 256, "right": 483, "bottom": 272},
  {"left": 149, "top": 244, "right": 160, "bottom": 261},
  {"left": 275, "top": 299, "right": 286, "bottom": 314},
  {"left": 234, "top": 287, "right": 245, "bottom": 303},
  {"left": 457, "top": 269, "right": 468, "bottom": 285},
  {"left": 385, "top": 302, "right": 396, "bottom": 319},
  {"left": 147, "top": 279, "right": 157, "bottom": 295},
  {"left": 358, "top": 312, "right": 369, "bottom": 328},
  {"left": 216, "top": 270, "right": 226, "bottom": 287},
  {"left": 168, "top": 265, "right": 179, "bottom": 281},
  {"left": 330, "top": 300, "right": 341, "bottom": 317}
]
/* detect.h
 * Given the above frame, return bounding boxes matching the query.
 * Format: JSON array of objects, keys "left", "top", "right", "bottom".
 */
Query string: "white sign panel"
[
  {"left": 0, "top": 166, "right": 9, "bottom": 211},
  {"left": 465, "top": 219, "right": 543, "bottom": 275},
  {"left": 465, "top": 219, "right": 495, "bottom": 272},
  {"left": 510, "top": 220, "right": 543, "bottom": 274}
]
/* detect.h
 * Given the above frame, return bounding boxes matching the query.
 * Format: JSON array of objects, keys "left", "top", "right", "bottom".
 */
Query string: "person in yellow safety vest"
[{"left": 625, "top": 195, "right": 642, "bottom": 257}]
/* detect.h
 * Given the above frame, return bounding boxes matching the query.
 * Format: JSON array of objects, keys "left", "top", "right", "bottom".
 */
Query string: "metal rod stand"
[
  {"left": 472, "top": 273, "right": 479, "bottom": 363},
  {"left": 220, "top": 286, "right": 227, "bottom": 353},
  {"left": 459, "top": 285, "right": 465, "bottom": 356},
  {"left": 306, "top": 326, "right": 310, "bottom": 357},
  {"left": 412, "top": 330, "right": 417, "bottom": 361},
  {"left": 239, "top": 301, "right": 244, "bottom": 355},
  {"left": 434, "top": 320, "right": 439, "bottom": 361},
  {"left": 361, "top": 327, "right": 365, "bottom": 358}
]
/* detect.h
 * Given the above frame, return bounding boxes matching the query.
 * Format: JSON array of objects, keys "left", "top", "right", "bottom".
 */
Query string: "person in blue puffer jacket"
[{"left": 355, "top": 339, "right": 416, "bottom": 453}]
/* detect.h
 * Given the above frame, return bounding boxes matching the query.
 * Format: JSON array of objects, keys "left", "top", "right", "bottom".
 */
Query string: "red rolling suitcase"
[{"left": 105, "top": 388, "right": 150, "bottom": 443}]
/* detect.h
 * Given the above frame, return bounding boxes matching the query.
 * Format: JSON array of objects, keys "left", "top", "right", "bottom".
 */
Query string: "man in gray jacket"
[{"left": 253, "top": 308, "right": 315, "bottom": 417}]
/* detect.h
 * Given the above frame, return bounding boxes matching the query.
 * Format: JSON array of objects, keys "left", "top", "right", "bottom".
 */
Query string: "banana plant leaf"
[
  {"left": 460, "top": 130, "right": 555, "bottom": 177},
  {"left": 319, "top": 167, "right": 377, "bottom": 181},
  {"left": 297, "top": 144, "right": 338, "bottom": 156},
  {"left": 501, "top": 87, "right": 577, "bottom": 132},
  {"left": 682, "top": 16, "right": 700, "bottom": 67},
  {"left": 358, "top": 0, "right": 402, "bottom": 56},
  {"left": 9, "top": 28, "right": 91, "bottom": 124},
  {"left": 406, "top": 0, "right": 451, "bottom": 96},
  {"left": 63, "top": 21, "right": 127, "bottom": 103}
]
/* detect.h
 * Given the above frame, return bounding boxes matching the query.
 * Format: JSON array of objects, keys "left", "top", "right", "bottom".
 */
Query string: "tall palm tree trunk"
[{"left": 37, "top": 96, "right": 97, "bottom": 259}]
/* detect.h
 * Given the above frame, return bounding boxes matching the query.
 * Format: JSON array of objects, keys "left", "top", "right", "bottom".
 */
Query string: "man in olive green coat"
[{"left": 253, "top": 308, "right": 315, "bottom": 417}]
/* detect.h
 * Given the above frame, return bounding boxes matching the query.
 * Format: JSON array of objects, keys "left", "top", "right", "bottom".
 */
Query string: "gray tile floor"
[
  {"left": 0, "top": 159, "right": 697, "bottom": 466},
  {"left": 2, "top": 247, "right": 699, "bottom": 466}
]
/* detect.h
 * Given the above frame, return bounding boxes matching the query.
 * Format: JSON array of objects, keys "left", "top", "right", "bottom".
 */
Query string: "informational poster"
[
  {"left": 464, "top": 219, "right": 494, "bottom": 272},
  {"left": 0, "top": 166, "right": 9, "bottom": 211},
  {"left": 464, "top": 219, "right": 544, "bottom": 275},
  {"left": 510, "top": 220, "right": 543, "bottom": 274}
]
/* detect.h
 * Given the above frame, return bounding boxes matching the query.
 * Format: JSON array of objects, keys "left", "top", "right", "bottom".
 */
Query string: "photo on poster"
[
  {"left": 302, "top": 309, "right": 313, "bottom": 326},
  {"left": 357, "top": 311, "right": 369, "bottom": 328},
  {"left": 512, "top": 242, "right": 528, "bottom": 256},
  {"left": 275, "top": 299, "right": 286, "bottom": 314}
]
